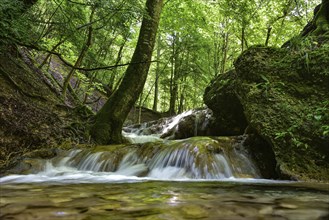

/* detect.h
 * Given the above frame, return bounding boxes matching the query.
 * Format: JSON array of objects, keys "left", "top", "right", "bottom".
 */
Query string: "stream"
[{"left": 1, "top": 110, "right": 329, "bottom": 219}]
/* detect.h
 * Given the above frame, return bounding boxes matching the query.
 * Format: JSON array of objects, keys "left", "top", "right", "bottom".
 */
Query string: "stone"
[{"left": 204, "top": 37, "right": 329, "bottom": 181}]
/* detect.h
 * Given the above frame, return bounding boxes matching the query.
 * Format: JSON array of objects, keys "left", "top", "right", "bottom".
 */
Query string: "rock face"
[
  {"left": 204, "top": 37, "right": 329, "bottom": 181},
  {"left": 203, "top": 70, "right": 247, "bottom": 136}
]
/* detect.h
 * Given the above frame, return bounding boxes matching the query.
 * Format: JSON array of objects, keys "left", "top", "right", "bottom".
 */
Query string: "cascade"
[
  {"left": 0, "top": 110, "right": 264, "bottom": 183},
  {"left": 123, "top": 108, "right": 214, "bottom": 142},
  {"left": 1, "top": 136, "right": 261, "bottom": 183}
]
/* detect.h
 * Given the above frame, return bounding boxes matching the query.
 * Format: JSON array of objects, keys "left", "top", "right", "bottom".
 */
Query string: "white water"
[
  {"left": 123, "top": 132, "right": 163, "bottom": 143},
  {"left": 0, "top": 140, "right": 263, "bottom": 184},
  {"left": 123, "top": 110, "right": 194, "bottom": 143},
  {"left": 0, "top": 110, "right": 267, "bottom": 184},
  {"left": 161, "top": 110, "right": 193, "bottom": 135}
]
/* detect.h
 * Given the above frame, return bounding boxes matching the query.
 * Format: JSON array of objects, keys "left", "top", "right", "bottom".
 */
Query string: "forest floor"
[
  {"left": 0, "top": 46, "right": 164, "bottom": 174},
  {"left": 0, "top": 47, "right": 94, "bottom": 173}
]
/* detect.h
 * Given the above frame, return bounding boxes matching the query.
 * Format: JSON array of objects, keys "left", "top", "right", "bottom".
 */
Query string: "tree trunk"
[
  {"left": 221, "top": 32, "right": 229, "bottom": 75},
  {"left": 265, "top": 27, "right": 272, "bottom": 46},
  {"left": 62, "top": 8, "right": 95, "bottom": 99},
  {"left": 241, "top": 26, "right": 245, "bottom": 52},
  {"left": 169, "top": 69, "right": 178, "bottom": 116},
  {"left": 152, "top": 34, "right": 161, "bottom": 112},
  {"left": 312, "top": 0, "right": 329, "bottom": 35},
  {"left": 108, "top": 39, "right": 127, "bottom": 92},
  {"left": 213, "top": 31, "right": 221, "bottom": 76},
  {"left": 91, "top": 0, "right": 164, "bottom": 144},
  {"left": 301, "top": 0, "right": 329, "bottom": 36},
  {"left": 178, "top": 76, "right": 186, "bottom": 114},
  {"left": 168, "top": 33, "right": 179, "bottom": 116}
]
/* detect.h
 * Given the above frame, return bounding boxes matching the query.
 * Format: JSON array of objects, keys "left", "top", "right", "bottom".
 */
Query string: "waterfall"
[
  {"left": 1, "top": 136, "right": 262, "bottom": 183},
  {"left": 123, "top": 109, "right": 215, "bottom": 142},
  {"left": 0, "top": 109, "right": 265, "bottom": 183}
]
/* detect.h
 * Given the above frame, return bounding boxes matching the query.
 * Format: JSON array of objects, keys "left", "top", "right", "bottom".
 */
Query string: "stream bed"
[
  {"left": 1, "top": 111, "right": 329, "bottom": 219},
  {"left": 1, "top": 179, "right": 328, "bottom": 220}
]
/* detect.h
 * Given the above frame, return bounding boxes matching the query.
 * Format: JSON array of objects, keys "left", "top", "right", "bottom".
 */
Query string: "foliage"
[
  {"left": 0, "top": 0, "right": 34, "bottom": 45},
  {"left": 0, "top": 0, "right": 321, "bottom": 113}
]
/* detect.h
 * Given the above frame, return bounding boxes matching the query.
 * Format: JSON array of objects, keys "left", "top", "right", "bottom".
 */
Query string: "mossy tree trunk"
[
  {"left": 301, "top": 0, "right": 329, "bottom": 36},
  {"left": 91, "top": 0, "right": 163, "bottom": 144}
]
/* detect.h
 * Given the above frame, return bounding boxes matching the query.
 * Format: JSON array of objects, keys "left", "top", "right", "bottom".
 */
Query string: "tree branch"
[{"left": 18, "top": 43, "right": 157, "bottom": 72}]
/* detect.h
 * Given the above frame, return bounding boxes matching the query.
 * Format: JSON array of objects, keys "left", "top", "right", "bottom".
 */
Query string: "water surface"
[{"left": 1, "top": 180, "right": 328, "bottom": 220}]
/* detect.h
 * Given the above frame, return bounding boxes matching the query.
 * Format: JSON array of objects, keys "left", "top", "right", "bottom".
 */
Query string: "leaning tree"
[{"left": 91, "top": 0, "right": 164, "bottom": 144}]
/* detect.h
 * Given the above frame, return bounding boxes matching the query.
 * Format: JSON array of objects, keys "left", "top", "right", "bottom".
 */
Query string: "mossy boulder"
[
  {"left": 203, "top": 70, "right": 247, "bottom": 135},
  {"left": 204, "top": 36, "right": 329, "bottom": 181}
]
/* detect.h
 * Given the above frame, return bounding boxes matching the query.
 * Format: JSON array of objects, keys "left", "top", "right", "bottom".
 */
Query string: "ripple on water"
[{"left": 0, "top": 181, "right": 328, "bottom": 220}]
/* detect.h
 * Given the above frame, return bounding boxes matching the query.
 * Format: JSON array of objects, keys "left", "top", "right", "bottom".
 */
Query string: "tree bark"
[
  {"left": 109, "top": 39, "right": 126, "bottom": 92},
  {"left": 62, "top": 8, "right": 95, "bottom": 99},
  {"left": 221, "top": 32, "right": 229, "bottom": 75},
  {"left": 152, "top": 34, "right": 161, "bottom": 112},
  {"left": 91, "top": 0, "right": 164, "bottom": 144},
  {"left": 168, "top": 33, "right": 180, "bottom": 116},
  {"left": 265, "top": 27, "right": 272, "bottom": 46},
  {"left": 241, "top": 25, "right": 246, "bottom": 52},
  {"left": 301, "top": 0, "right": 329, "bottom": 36},
  {"left": 213, "top": 31, "right": 221, "bottom": 76}
]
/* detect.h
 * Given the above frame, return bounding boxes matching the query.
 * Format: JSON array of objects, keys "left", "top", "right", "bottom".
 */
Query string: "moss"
[
  {"left": 204, "top": 35, "right": 329, "bottom": 181},
  {"left": 0, "top": 48, "right": 93, "bottom": 173}
]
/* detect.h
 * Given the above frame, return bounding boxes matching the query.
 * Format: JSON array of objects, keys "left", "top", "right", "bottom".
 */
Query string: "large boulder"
[
  {"left": 203, "top": 70, "right": 247, "bottom": 135},
  {"left": 204, "top": 36, "right": 329, "bottom": 181}
]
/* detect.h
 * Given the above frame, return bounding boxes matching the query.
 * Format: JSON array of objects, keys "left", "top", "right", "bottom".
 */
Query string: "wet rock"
[
  {"left": 204, "top": 70, "right": 248, "bottom": 135},
  {"left": 125, "top": 108, "right": 221, "bottom": 140},
  {"left": 6, "top": 136, "right": 262, "bottom": 179}
]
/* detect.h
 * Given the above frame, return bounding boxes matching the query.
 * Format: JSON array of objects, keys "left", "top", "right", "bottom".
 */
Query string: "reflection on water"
[{"left": 1, "top": 181, "right": 328, "bottom": 220}]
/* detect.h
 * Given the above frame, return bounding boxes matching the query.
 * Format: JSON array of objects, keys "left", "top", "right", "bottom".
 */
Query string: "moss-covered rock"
[
  {"left": 203, "top": 70, "right": 248, "bottom": 135},
  {"left": 7, "top": 136, "right": 267, "bottom": 179},
  {"left": 204, "top": 36, "right": 329, "bottom": 181}
]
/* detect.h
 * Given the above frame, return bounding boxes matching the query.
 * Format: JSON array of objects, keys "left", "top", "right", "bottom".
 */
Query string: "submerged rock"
[
  {"left": 6, "top": 136, "right": 268, "bottom": 180},
  {"left": 204, "top": 36, "right": 329, "bottom": 181}
]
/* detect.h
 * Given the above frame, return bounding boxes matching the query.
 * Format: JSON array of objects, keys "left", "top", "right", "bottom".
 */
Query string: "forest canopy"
[{"left": 0, "top": 0, "right": 320, "bottom": 113}]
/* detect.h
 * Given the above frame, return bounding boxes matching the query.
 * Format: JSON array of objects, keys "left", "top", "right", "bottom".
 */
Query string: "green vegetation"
[
  {"left": 0, "top": 0, "right": 321, "bottom": 112},
  {"left": 1, "top": 0, "right": 329, "bottom": 180}
]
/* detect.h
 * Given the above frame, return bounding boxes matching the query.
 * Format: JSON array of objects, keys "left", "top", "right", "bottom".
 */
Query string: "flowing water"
[{"left": 1, "top": 111, "right": 329, "bottom": 219}]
